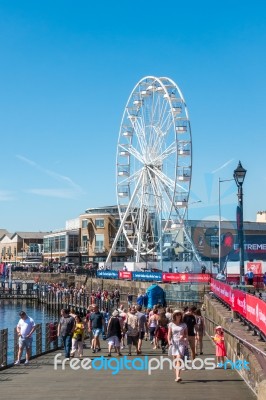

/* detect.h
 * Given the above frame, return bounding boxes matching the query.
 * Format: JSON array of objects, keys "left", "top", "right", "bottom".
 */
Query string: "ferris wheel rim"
[{"left": 115, "top": 75, "right": 192, "bottom": 258}]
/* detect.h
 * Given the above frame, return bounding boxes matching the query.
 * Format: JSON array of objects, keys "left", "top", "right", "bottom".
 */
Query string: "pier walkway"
[{"left": 0, "top": 336, "right": 255, "bottom": 400}]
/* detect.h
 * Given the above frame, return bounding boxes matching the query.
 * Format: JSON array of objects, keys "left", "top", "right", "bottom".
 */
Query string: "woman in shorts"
[{"left": 106, "top": 310, "right": 122, "bottom": 357}]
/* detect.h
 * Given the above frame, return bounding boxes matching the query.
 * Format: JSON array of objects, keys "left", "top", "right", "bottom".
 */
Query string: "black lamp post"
[{"left": 233, "top": 161, "right": 247, "bottom": 285}]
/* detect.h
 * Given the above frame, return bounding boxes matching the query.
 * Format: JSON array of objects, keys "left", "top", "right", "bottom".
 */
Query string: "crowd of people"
[
  {"left": 14, "top": 300, "right": 230, "bottom": 384},
  {"left": 55, "top": 302, "right": 207, "bottom": 382}
]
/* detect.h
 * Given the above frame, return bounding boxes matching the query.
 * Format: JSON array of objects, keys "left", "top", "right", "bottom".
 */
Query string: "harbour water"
[
  {"left": 0, "top": 299, "right": 59, "bottom": 331},
  {"left": 0, "top": 299, "right": 60, "bottom": 365}
]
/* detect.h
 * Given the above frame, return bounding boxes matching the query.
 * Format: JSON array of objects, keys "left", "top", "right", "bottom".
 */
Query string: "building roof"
[
  {"left": 0, "top": 229, "right": 10, "bottom": 239},
  {"left": 85, "top": 205, "right": 119, "bottom": 214},
  {"left": 11, "top": 232, "right": 50, "bottom": 240}
]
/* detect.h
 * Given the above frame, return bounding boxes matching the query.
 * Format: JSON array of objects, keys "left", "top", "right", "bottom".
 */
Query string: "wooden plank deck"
[{"left": 0, "top": 336, "right": 256, "bottom": 400}]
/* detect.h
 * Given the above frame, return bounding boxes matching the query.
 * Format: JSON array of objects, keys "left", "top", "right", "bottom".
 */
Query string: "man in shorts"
[
  {"left": 136, "top": 305, "right": 148, "bottom": 354},
  {"left": 126, "top": 306, "right": 139, "bottom": 356},
  {"left": 15, "top": 311, "right": 36, "bottom": 365},
  {"left": 89, "top": 304, "right": 104, "bottom": 353}
]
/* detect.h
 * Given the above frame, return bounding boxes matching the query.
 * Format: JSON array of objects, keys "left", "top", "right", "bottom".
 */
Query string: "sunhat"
[
  {"left": 112, "top": 310, "right": 119, "bottom": 317},
  {"left": 172, "top": 309, "right": 182, "bottom": 316},
  {"left": 215, "top": 325, "right": 223, "bottom": 331}
]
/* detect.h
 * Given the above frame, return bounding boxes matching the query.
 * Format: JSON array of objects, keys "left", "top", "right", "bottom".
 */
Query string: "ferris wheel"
[{"left": 106, "top": 76, "right": 199, "bottom": 263}]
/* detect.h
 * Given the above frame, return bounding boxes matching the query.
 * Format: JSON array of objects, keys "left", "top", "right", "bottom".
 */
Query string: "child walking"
[{"left": 211, "top": 326, "right": 226, "bottom": 367}]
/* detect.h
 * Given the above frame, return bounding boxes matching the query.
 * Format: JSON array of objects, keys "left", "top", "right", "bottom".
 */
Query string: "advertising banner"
[
  {"left": 162, "top": 273, "right": 211, "bottom": 283},
  {"left": 118, "top": 271, "right": 132, "bottom": 280},
  {"left": 231, "top": 289, "right": 247, "bottom": 317},
  {"left": 210, "top": 279, "right": 232, "bottom": 305},
  {"left": 97, "top": 270, "right": 119, "bottom": 279},
  {"left": 247, "top": 261, "right": 262, "bottom": 275},
  {"left": 246, "top": 294, "right": 266, "bottom": 336},
  {"left": 211, "top": 279, "right": 266, "bottom": 335},
  {"left": 132, "top": 272, "right": 162, "bottom": 281}
]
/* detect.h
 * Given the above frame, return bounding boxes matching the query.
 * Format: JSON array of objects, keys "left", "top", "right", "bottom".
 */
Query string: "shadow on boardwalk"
[{"left": 0, "top": 337, "right": 256, "bottom": 400}]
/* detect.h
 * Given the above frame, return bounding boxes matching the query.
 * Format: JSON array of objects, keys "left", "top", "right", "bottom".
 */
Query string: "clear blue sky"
[{"left": 0, "top": 0, "right": 265, "bottom": 232}]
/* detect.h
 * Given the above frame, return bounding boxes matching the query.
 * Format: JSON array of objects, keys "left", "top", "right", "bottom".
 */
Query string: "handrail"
[
  {"left": 204, "top": 313, "right": 266, "bottom": 358},
  {"left": 204, "top": 306, "right": 266, "bottom": 378}
]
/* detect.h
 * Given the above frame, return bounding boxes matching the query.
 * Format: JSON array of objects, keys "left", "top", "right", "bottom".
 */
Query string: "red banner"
[
  {"left": 210, "top": 279, "right": 232, "bottom": 305},
  {"left": 231, "top": 289, "right": 247, "bottom": 317},
  {"left": 0, "top": 263, "right": 5, "bottom": 275},
  {"left": 118, "top": 271, "right": 132, "bottom": 280},
  {"left": 246, "top": 294, "right": 266, "bottom": 336},
  {"left": 211, "top": 278, "right": 266, "bottom": 335},
  {"left": 247, "top": 261, "right": 262, "bottom": 275},
  {"left": 162, "top": 273, "right": 211, "bottom": 283}
]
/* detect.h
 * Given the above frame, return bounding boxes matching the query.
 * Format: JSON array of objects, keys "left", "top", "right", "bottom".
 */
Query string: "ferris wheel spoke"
[
  {"left": 159, "top": 111, "right": 173, "bottom": 135},
  {"left": 118, "top": 167, "right": 142, "bottom": 187},
  {"left": 157, "top": 95, "right": 169, "bottom": 129},
  {"left": 134, "top": 120, "right": 149, "bottom": 158},
  {"left": 146, "top": 165, "right": 175, "bottom": 192},
  {"left": 153, "top": 140, "right": 177, "bottom": 165},
  {"left": 118, "top": 143, "right": 144, "bottom": 165}
]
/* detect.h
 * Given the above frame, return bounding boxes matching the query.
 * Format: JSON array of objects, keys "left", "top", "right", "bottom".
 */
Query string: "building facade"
[{"left": 0, "top": 231, "right": 49, "bottom": 264}]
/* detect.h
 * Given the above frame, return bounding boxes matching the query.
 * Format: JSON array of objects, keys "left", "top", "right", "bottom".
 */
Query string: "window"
[
  {"left": 82, "top": 219, "right": 88, "bottom": 229},
  {"left": 68, "top": 235, "right": 79, "bottom": 252},
  {"left": 95, "top": 219, "right": 104, "bottom": 228},
  {"left": 82, "top": 235, "right": 88, "bottom": 247},
  {"left": 95, "top": 234, "right": 104, "bottom": 252}
]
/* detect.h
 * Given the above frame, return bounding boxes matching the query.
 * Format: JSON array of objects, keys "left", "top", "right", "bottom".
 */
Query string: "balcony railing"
[
  {"left": 94, "top": 246, "right": 106, "bottom": 253},
  {"left": 114, "top": 247, "right": 127, "bottom": 253},
  {"left": 17, "top": 252, "right": 42, "bottom": 257},
  {"left": 79, "top": 247, "right": 88, "bottom": 253}
]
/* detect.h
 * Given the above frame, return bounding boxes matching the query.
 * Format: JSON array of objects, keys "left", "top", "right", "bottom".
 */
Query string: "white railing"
[{"left": 94, "top": 246, "right": 105, "bottom": 253}]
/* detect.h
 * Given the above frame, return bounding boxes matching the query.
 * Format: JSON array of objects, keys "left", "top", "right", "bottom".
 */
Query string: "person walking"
[
  {"left": 70, "top": 315, "right": 85, "bottom": 358},
  {"left": 114, "top": 287, "right": 120, "bottom": 308},
  {"left": 155, "top": 311, "right": 169, "bottom": 353},
  {"left": 136, "top": 305, "right": 148, "bottom": 354},
  {"left": 15, "top": 311, "right": 36, "bottom": 366},
  {"left": 148, "top": 308, "right": 159, "bottom": 346},
  {"left": 57, "top": 308, "right": 75, "bottom": 360},
  {"left": 89, "top": 304, "right": 104, "bottom": 353},
  {"left": 106, "top": 310, "right": 122, "bottom": 357},
  {"left": 168, "top": 310, "right": 188, "bottom": 382},
  {"left": 127, "top": 292, "right": 133, "bottom": 308},
  {"left": 183, "top": 307, "right": 197, "bottom": 360},
  {"left": 194, "top": 309, "right": 205, "bottom": 355},
  {"left": 125, "top": 306, "right": 139, "bottom": 356}
]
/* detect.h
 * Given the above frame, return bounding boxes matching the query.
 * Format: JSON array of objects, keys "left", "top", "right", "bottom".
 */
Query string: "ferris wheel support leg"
[
  {"left": 106, "top": 173, "right": 143, "bottom": 264},
  {"left": 183, "top": 225, "right": 202, "bottom": 267}
]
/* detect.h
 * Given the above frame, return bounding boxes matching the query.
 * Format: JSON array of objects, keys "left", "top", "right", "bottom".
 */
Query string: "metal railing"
[
  {"left": 0, "top": 322, "right": 59, "bottom": 368},
  {"left": 204, "top": 313, "right": 266, "bottom": 378}
]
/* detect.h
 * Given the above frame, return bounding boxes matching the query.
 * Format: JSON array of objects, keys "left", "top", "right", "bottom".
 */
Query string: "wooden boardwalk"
[{"left": 0, "top": 336, "right": 256, "bottom": 400}]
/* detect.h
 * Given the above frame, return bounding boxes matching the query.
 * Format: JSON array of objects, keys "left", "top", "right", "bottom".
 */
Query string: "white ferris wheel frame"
[{"left": 106, "top": 76, "right": 200, "bottom": 264}]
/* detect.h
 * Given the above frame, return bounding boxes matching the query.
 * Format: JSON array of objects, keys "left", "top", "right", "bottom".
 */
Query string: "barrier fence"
[
  {"left": 0, "top": 322, "right": 59, "bottom": 368},
  {"left": 210, "top": 278, "right": 266, "bottom": 337},
  {"left": 97, "top": 270, "right": 211, "bottom": 283}
]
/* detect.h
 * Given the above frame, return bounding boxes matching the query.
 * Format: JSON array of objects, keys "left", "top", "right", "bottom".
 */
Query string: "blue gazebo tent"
[{"left": 146, "top": 284, "right": 166, "bottom": 309}]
